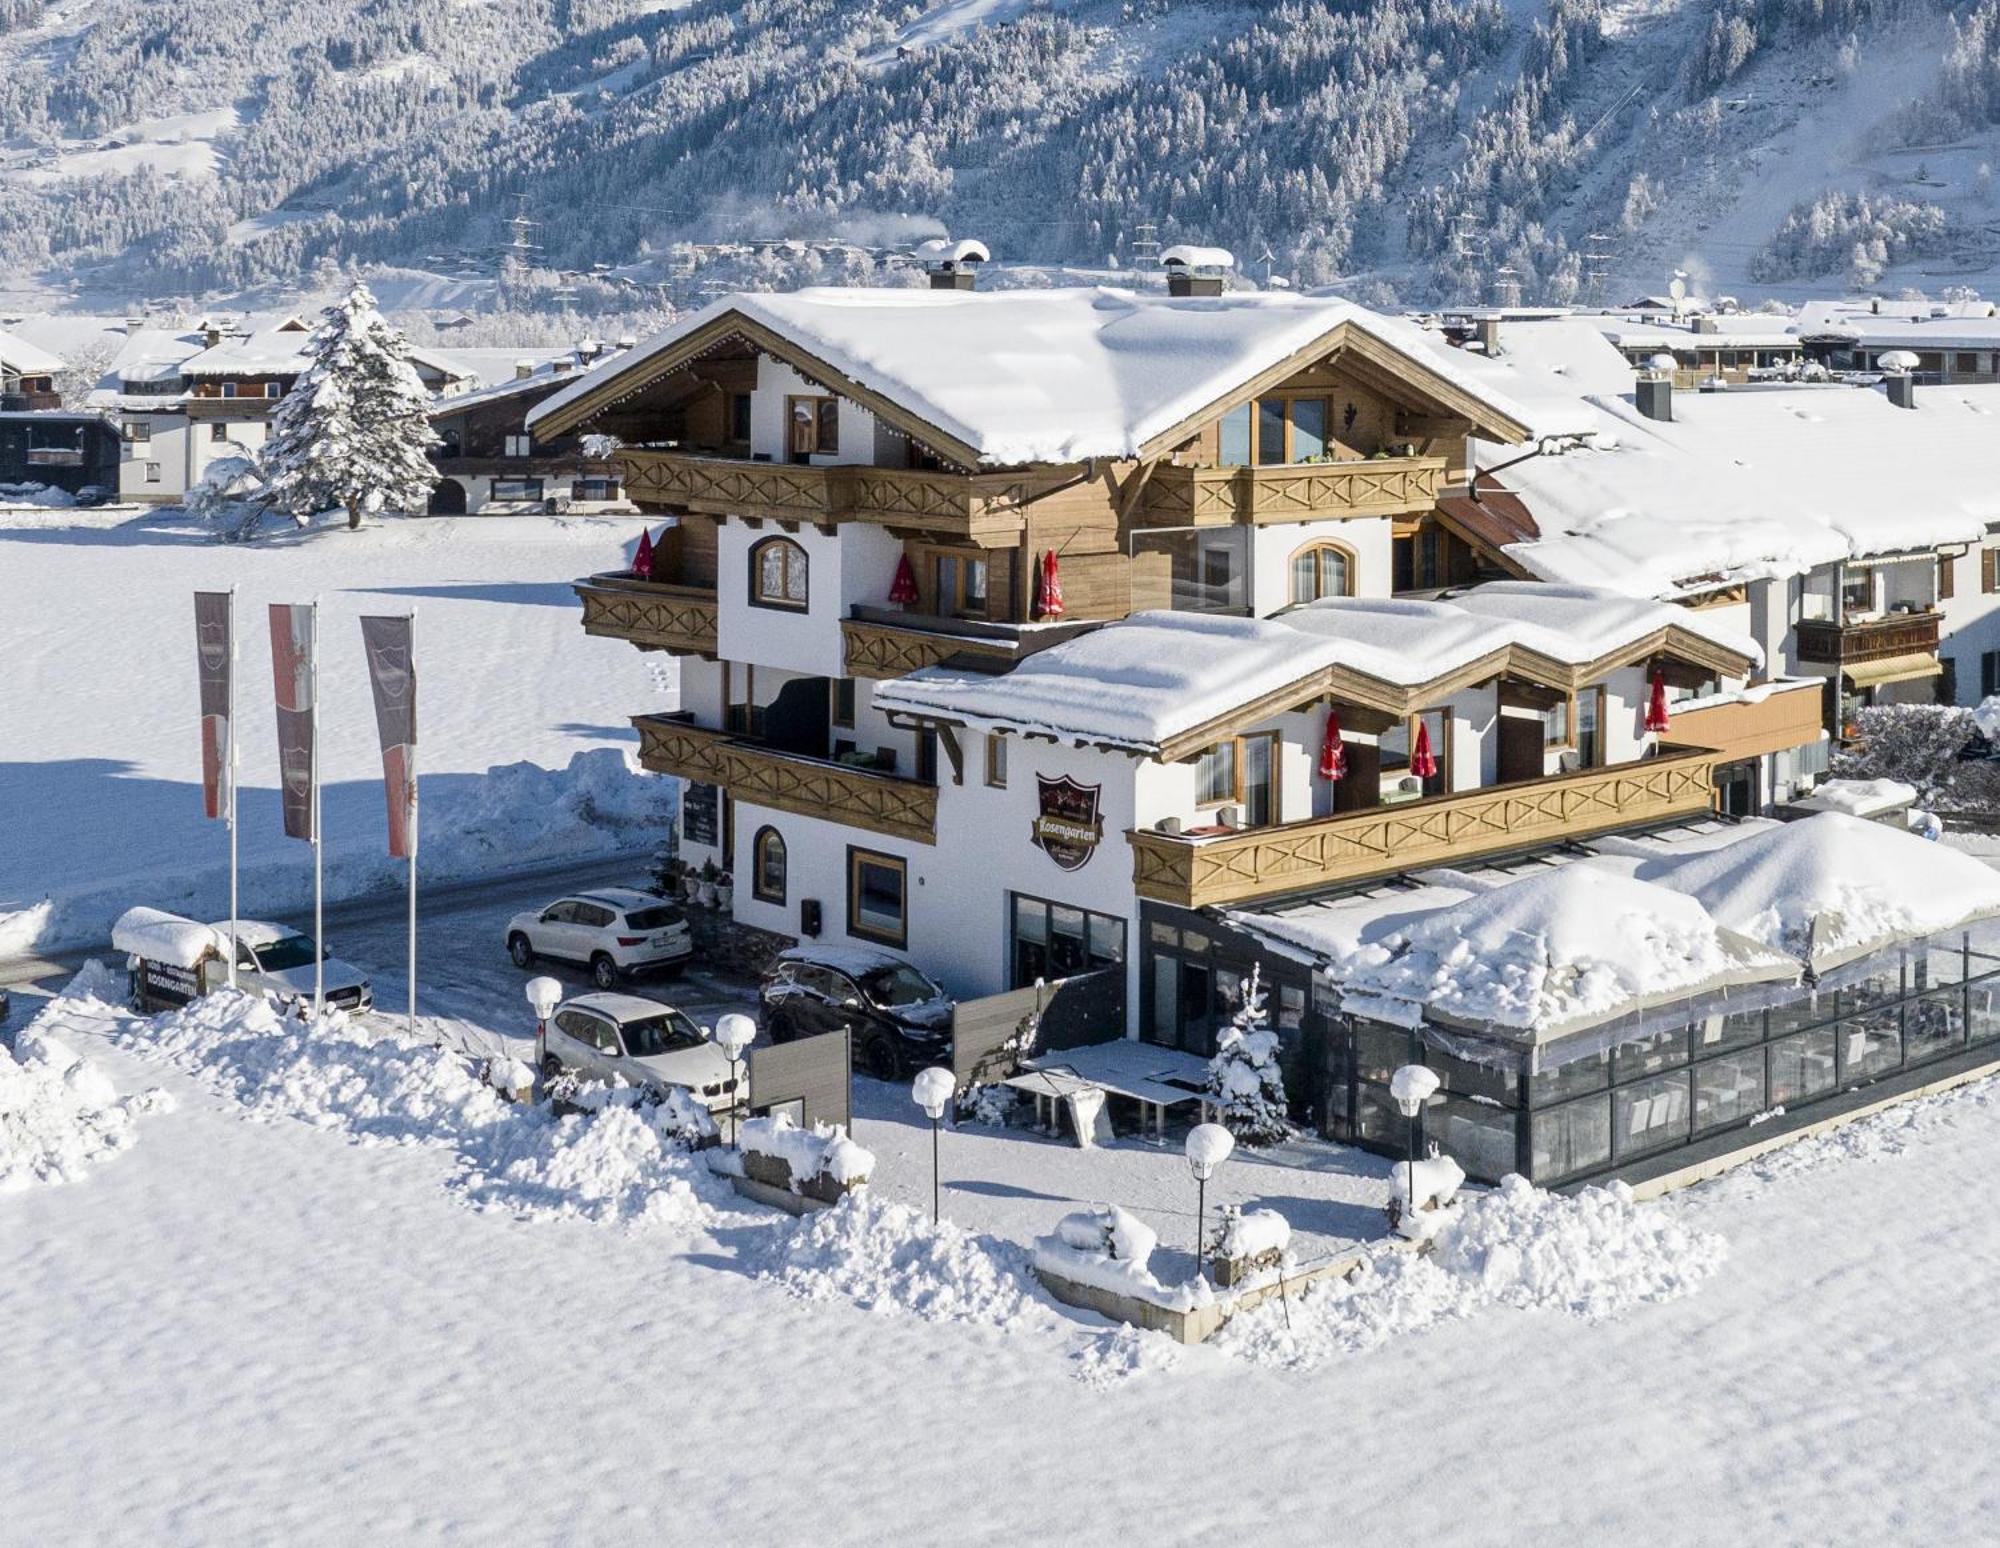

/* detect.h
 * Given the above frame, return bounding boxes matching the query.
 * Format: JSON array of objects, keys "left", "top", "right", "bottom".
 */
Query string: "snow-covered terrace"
[
  {"left": 1496, "top": 381, "right": 2000, "bottom": 598},
  {"left": 871, "top": 582, "right": 1757, "bottom": 754},
  {"left": 1229, "top": 813, "right": 2000, "bottom": 1063}
]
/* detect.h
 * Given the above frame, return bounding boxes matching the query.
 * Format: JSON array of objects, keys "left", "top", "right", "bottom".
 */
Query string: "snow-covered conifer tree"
[
  {"left": 259, "top": 282, "right": 439, "bottom": 531},
  {"left": 1204, "top": 964, "right": 1292, "bottom": 1146}
]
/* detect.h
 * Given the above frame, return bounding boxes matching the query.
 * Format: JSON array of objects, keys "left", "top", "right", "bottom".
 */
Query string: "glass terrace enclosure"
[{"left": 1333, "top": 926, "right": 2000, "bottom": 1187}]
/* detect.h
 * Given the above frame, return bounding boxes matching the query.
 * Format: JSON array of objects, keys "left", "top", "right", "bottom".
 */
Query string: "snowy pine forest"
[{"left": 7, "top": 0, "right": 2000, "bottom": 308}]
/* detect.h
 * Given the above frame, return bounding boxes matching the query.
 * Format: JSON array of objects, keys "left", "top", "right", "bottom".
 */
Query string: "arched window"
[
  {"left": 750, "top": 537, "right": 809, "bottom": 610},
  {"left": 1288, "top": 541, "right": 1354, "bottom": 604},
  {"left": 753, "top": 826, "right": 787, "bottom": 905}
]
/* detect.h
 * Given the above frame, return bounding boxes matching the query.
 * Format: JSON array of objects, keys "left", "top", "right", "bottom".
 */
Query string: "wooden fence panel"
[{"left": 750, "top": 1029, "right": 852, "bottom": 1132}]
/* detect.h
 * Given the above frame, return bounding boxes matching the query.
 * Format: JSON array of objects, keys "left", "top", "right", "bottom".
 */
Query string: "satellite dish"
[{"left": 1669, "top": 275, "right": 1687, "bottom": 302}]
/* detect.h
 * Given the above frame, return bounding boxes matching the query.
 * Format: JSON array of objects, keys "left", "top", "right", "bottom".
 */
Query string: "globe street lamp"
[
  {"left": 1389, "top": 1064, "right": 1441, "bottom": 1229},
  {"left": 912, "top": 1066, "right": 955, "bottom": 1224},
  {"left": 525, "top": 976, "right": 563, "bottom": 1082},
  {"left": 712, "top": 1012, "right": 757, "bottom": 1147},
  {"left": 1184, "top": 1122, "right": 1234, "bottom": 1279}
]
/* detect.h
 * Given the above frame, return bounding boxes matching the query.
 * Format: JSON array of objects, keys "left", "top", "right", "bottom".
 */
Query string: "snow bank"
[
  {"left": 740, "top": 1113, "right": 875, "bottom": 1191},
  {"left": 1033, "top": 1206, "right": 1213, "bottom": 1313},
  {"left": 1, "top": 1008, "right": 170, "bottom": 1192},
  {"left": 93, "top": 983, "right": 721, "bottom": 1230},
  {"left": 1788, "top": 777, "right": 1916, "bottom": 817},
  {"left": 756, "top": 1191, "right": 1050, "bottom": 1330},
  {"left": 1218, "top": 1207, "right": 1291, "bottom": 1263},
  {"left": 1220, "top": 1176, "right": 1726, "bottom": 1368}
]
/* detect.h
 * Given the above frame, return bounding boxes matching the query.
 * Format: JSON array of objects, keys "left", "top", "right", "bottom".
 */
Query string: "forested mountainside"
[{"left": 5, "top": 0, "right": 2000, "bottom": 309}]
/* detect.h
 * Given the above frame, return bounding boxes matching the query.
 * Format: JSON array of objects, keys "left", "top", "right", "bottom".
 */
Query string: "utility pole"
[
  {"left": 1451, "top": 210, "right": 1488, "bottom": 306},
  {"left": 1495, "top": 265, "right": 1522, "bottom": 309},
  {"left": 1129, "top": 221, "right": 1160, "bottom": 273},
  {"left": 1583, "top": 232, "right": 1614, "bottom": 309}
]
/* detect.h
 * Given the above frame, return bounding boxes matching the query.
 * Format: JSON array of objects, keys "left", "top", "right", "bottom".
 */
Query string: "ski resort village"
[{"left": 18, "top": 245, "right": 2000, "bottom": 1542}]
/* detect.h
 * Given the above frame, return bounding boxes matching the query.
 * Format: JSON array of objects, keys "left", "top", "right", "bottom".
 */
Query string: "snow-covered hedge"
[
  {"left": 740, "top": 1113, "right": 874, "bottom": 1202},
  {"left": 1032, "top": 1205, "right": 1212, "bottom": 1313}
]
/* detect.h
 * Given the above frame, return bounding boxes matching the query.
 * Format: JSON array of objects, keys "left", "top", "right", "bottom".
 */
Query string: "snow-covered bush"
[
  {"left": 1034, "top": 1205, "right": 1212, "bottom": 1311},
  {"left": 740, "top": 1113, "right": 874, "bottom": 1201},
  {"left": 1204, "top": 965, "right": 1292, "bottom": 1146},
  {"left": 1836, "top": 703, "right": 2000, "bottom": 813},
  {"left": 184, "top": 451, "right": 268, "bottom": 542},
  {"left": 1213, "top": 1205, "right": 1292, "bottom": 1285},
  {"left": 259, "top": 281, "right": 440, "bottom": 531}
]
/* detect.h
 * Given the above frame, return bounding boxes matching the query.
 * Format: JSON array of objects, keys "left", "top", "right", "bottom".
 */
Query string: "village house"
[{"left": 1795, "top": 296, "right": 2000, "bottom": 383}]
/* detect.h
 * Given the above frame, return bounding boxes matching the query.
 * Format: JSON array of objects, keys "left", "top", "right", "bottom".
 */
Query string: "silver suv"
[
  {"left": 539, "top": 992, "right": 738, "bottom": 1112},
  {"left": 506, "top": 888, "right": 693, "bottom": 990}
]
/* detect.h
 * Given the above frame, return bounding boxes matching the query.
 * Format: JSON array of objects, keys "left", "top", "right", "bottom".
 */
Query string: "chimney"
[
  {"left": 514, "top": 358, "right": 535, "bottom": 380},
  {"left": 1162, "top": 245, "right": 1234, "bottom": 298},
  {"left": 916, "top": 237, "right": 988, "bottom": 290},
  {"left": 1880, "top": 350, "right": 1919, "bottom": 408},
  {"left": 1636, "top": 353, "right": 1675, "bottom": 421},
  {"left": 577, "top": 337, "right": 602, "bottom": 360},
  {"left": 1694, "top": 314, "right": 1719, "bottom": 335},
  {"left": 124, "top": 315, "right": 146, "bottom": 335},
  {"left": 1477, "top": 315, "right": 1502, "bottom": 355}
]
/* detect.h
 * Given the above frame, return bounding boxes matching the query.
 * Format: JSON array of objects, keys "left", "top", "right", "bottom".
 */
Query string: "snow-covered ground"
[
  {"left": 0, "top": 507, "right": 674, "bottom": 956},
  {"left": 8, "top": 957, "right": 2000, "bottom": 1542}
]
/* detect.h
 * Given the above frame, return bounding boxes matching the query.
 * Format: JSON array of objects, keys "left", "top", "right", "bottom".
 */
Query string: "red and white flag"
[
  {"left": 193, "top": 592, "right": 232, "bottom": 820},
  {"left": 359, "top": 615, "right": 417, "bottom": 859},
  {"left": 268, "top": 603, "right": 316, "bottom": 842}
]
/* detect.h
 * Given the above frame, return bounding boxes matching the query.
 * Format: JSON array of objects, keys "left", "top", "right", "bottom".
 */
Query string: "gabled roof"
[
  {"left": 529, "top": 286, "right": 1552, "bottom": 466},
  {"left": 871, "top": 582, "right": 1756, "bottom": 758},
  {"left": 0, "top": 327, "right": 64, "bottom": 375}
]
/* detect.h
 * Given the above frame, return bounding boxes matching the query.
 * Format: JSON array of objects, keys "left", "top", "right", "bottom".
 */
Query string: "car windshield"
[
  {"left": 620, "top": 1010, "right": 705, "bottom": 1058},
  {"left": 858, "top": 963, "right": 940, "bottom": 1008},
  {"left": 251, "top": 934, "right": 320, "bottom": 972},
  {"left": 624, "top": 906, "right": 684, "bottom": 932}
]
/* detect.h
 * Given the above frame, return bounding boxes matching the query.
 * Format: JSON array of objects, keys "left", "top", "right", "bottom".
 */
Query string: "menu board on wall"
[{"left": 682, "top": 781, "right": 720, "bottom": 848}]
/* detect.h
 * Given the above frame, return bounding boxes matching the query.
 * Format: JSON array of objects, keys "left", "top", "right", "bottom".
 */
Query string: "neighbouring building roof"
[
  {"left": 0, "top": 327, "right": 64, "bottom": 375},
  {"left": 529, "top": 286, "right": 1583, "bottom": 464},
  {"left": 870, "top": 582, "right": 1756, "bottom": 755},
  {"left": 428, "top": 345, "right": 631, "bottom": 418},
  {"left": 1495, "top": 380, "right": 2000, "bottom": 598},
  {"left": 177, "top": 317, "right": 314, "bottom": 378},
  {"left": 1795, "top": 296, "right": 2000, "bottom": 349}
]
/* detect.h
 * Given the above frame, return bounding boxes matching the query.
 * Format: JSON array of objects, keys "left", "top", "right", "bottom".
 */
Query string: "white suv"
[
  {"left": 506, "top": 888, "right": 694, "bottom": 990},
  {"left": 539, "top": 993, "right": 739, "bottom": 1112}
]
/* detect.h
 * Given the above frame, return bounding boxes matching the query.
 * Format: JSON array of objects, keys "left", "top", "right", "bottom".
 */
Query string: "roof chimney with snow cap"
[
  {"left": 1636, "top": 353, "right": 1675, "bottom": 422},
  {"left": 1161, "top": 245, "right": 1234, "bottom": 298},
  {"left": 1477, "top": 314, "right": 1503, "bottom": 355},
  {"left": 915, "top": 237, "right": 989, "bottom": 290},
  {"left": 514, "top": 358, "right": 535, "bottom": 380},
  {"left": 1880, "top": 349, "right": 1920, "bottom": 409}
]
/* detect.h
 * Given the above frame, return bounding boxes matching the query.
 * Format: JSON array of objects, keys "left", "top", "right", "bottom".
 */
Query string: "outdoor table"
[{"left": 1006, "top": 1040, "right": 1212, "bottom": 1144}]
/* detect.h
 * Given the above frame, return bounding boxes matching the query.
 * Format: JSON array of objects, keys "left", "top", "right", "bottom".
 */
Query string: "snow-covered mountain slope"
[{"left": 3, "top": 0, "right": 1997, "bottom": 306}]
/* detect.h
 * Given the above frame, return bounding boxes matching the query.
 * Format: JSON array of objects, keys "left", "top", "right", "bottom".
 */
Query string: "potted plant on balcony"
[
  {"left": 716, "top": 870, "right": 735, "bottom": 912},
  {"left": 698, "top": 858, "right": 720, "bottom": 909}
]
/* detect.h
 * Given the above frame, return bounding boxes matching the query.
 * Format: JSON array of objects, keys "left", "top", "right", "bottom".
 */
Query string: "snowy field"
[
  {"left": 8, "top": 956, "right": 2000, "bottom": 1543},
  {"left": 0, "top": 507, "right": 673, "bottom": 955}
]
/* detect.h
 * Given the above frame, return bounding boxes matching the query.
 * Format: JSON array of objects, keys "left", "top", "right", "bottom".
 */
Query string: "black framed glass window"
[
  {"left": 846, "top": 848, "right": 906, "bottom": 947},
  {"left": 1011, "top": 893, "right": 1123, "bottom": 989}
]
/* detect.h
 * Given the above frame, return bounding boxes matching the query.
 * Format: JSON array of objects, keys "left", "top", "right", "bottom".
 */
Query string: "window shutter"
[
  {"left": 1985, "top": 549, "right": 1998, "bottom": 595},
  {"left": 1940, "top": 553, "right": 1955, "bottom": 600}
]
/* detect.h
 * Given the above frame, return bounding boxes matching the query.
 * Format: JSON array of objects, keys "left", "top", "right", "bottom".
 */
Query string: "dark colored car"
[{"left": 757, "top": 945, "right": 955, "bottom": 1082}]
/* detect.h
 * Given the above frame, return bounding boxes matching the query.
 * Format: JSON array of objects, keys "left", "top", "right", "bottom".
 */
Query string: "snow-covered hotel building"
[{"left": 535, "top": 277, "right": 2000, "bottom": 1188}]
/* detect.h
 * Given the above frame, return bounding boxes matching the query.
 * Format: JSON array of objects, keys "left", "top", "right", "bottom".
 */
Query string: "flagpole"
[
  {"left": 407, "top": 605, "right": 418, "bottom": 1040},
  {"left": 227, "top": 585, "right": 239, "bottom": 989},
  {"left": 312, "top": 594, "right": 324, "bottom": 1017}
]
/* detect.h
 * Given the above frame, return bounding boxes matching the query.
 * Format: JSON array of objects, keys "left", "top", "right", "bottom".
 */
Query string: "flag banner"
[
  {"left": 359, "top": 614, "right": 417, "bottom": 859},
  {"left": 268, "top": 603, "right": 316, "bottom": 842},
  {"left": 194, "top": 592, "right": 231, "bottom": 821}
]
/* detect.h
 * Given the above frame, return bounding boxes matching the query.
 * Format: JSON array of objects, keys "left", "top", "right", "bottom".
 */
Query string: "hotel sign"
[{"left": 1031, "top": 775, "right": 1104, "bottom": 871}]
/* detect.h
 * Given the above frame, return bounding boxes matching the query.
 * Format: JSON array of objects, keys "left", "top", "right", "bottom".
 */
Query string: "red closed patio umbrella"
[
  {"left": 1040, "top": 548, "right": 1065, "bottom": 620},
  {"left": 631, "top": 527, "right": 654, "bottom": 580},
  {"left": 1410, "top": 719, "right": 1438, "bottom": 780},
  {"left": 1644, "top": 668, "right": 1672, "bottom": 734},
  {"left": 1318, "top": 706, "right": 1347, "bottom": 781},
  {"left": 888, "top": 552, "right": 919, "bottom": 606}
]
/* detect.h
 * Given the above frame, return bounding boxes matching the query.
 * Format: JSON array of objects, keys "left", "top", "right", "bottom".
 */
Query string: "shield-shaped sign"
[{"left": 1031, "top": 774, "right": 1104, "bottom": 871}]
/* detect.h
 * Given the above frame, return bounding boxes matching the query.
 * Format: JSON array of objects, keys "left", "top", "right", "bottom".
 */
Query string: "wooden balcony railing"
[
  {"left": 614, "top": 450, "right": 1070, "bottom": 541},
  {"left": 1129, "top": 745, "right": 1720, "bottom": 908},
  {"left": 635, "top": 715, "right": 937, "bottom": 845},
  {"left": 1667, "top": 681, "right": 1825, "bottom": 764},
  {"left": 1138, "top": 455, "right": 1447, "bottom": 527},
  {"left": 575, "top": 573, "right": 719, "bottom": 657},
  {"left": 1794, "top": 611, "right": 1941, "bottom": 668}
]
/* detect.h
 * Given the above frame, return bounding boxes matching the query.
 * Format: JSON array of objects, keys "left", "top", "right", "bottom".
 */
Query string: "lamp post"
[
  {"left": 912, "top": 1066, "right": 954, "bottom": 1223},
  {"left": 1389, "top": 1064, "right": 1441, "bottom": 1228},
  {"left": 712, "top": 1013, "right": 757, "bottom": 1147},
  {"left": 525, "top": 976, "right": 563, "bottom": 1082},
  {"left": 1184, "top": 1122, "right": 1234, "bottom": 1279}
]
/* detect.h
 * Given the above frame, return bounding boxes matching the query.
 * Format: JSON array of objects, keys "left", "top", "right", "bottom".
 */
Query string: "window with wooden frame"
[
  {"left": 1543, "top": 696, "right": 1571, "bottom": 749},
  {"left": 787, "top": 395, "right": 839, "bottom": 459},
  {"left": 847, "top": 847, "right": 907, "bottom": 947},
  {"left": 1573, "top": 687, "right": 1605, "bottom": 770},
  {"left": 1983, "top": 549, "right": 1999, "bottom": 596},
  {"left": 1940, "top": 552, "right": 1956, "bottom": 600},
  {"left": 750, "top": 536, "right": 809, "bottom": 610},
  {"left": 752, "top": 826, "right": 787, "bottom": 905},
  {"left": 932, "top": 551, "right": 989, "bottom": 618},
  {"left": 1192, "top": 734, "right": 1279, "bottom": 823},
  {"left": 984, "top": 733, "right": 1008, "bottom": 789},
  {"left": 1288, "top": 541, "right": 1354, "bottom": 604},
  {"left": 1194, "top": 742, "right": 1236, "bottom": 806},
  {"left": 723, "top": 662, "right": 763, "bottom": 737}
]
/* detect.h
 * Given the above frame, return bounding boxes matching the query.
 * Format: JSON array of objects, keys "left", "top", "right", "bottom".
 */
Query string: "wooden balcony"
[
  {"left": 574, "top": 573, "right": 719, "bottom": 657},
  {"left": 1794, "top": 611, "right": 1941, "bottom": 668},
  {"left": 1129, "top": 745, "right": 1720, "bottom": 908},
  {"left": 614, "top": 450, "right": 1070, "bottom": 542},
  {"left": 1138, "top": 455, "right": 1447, "bottom": 527},
  {"left": 1668, "top": 681, "right": 1825, "bottom": 764},
  {"left": 635, "top": 715, "right": 937, "bottom": 845}
]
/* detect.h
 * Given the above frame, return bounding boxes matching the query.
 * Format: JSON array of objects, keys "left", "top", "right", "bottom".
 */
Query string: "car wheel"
[
  {"left": 860, "top": 1034, "right": 902, "bottom": 1083},
  {"left": 590, "top": 953, "right": 618, "bottom": 991},
  {"left": 766, "top": 1009, "right": 794, "bottom": 1044},
  {"left": 508, "top": 933, "right": 534, "bottom": 969},
  {"left": 540, "top": 1053, "right": 563, "bottom": 1081}
]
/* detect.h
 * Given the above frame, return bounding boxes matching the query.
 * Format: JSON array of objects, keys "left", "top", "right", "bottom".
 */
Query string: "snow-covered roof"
[
  {"left": 1160, "top": 245, "right": 1236, "bottom": 271},
  {"left": 111, "top": 906, "right": 220, "bottom": 967},
  {"left": 1229, "top": 813, "right": 2000, "bottom": 1039},
  {"left": 871, "top": 583, "right": 1755, "bottom": 752},
  {"left": 912, "top": 237, "right": 988, "bottom": 265},
  {"left": 1500, "top": 381, "right": 2000, "bottom": 597},
  {"left": 1796, "top": 297, "right": 2000, "bottom": 349},
  {"left": 428, "top": 346, "right": 630, "bottom": 416},
  {"left": 425, "top": 347, "right": 575, "bottom": 391},
  {"left": 178, "top": 318, "right": 314, "bottom": 378},
  {"left": 0, "top": 328, "right": 64, "bottom": 375},
  {"left": 1592, "top": 313, "right": 1802, "bottom": 352},
  {"left": 529, "top": 286, "right": 1560, "bottom": 464}
]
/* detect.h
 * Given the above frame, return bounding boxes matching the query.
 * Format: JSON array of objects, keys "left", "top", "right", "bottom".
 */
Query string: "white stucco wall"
[
  {"left": 750, "top": 360, "right": 882, "bottom": 466},
  {"left": 715, "top": 517, "right": 903, "bottom": 677},
  {"left": 1248, "top": 516, "right": 1395, "bottom": 614}
]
